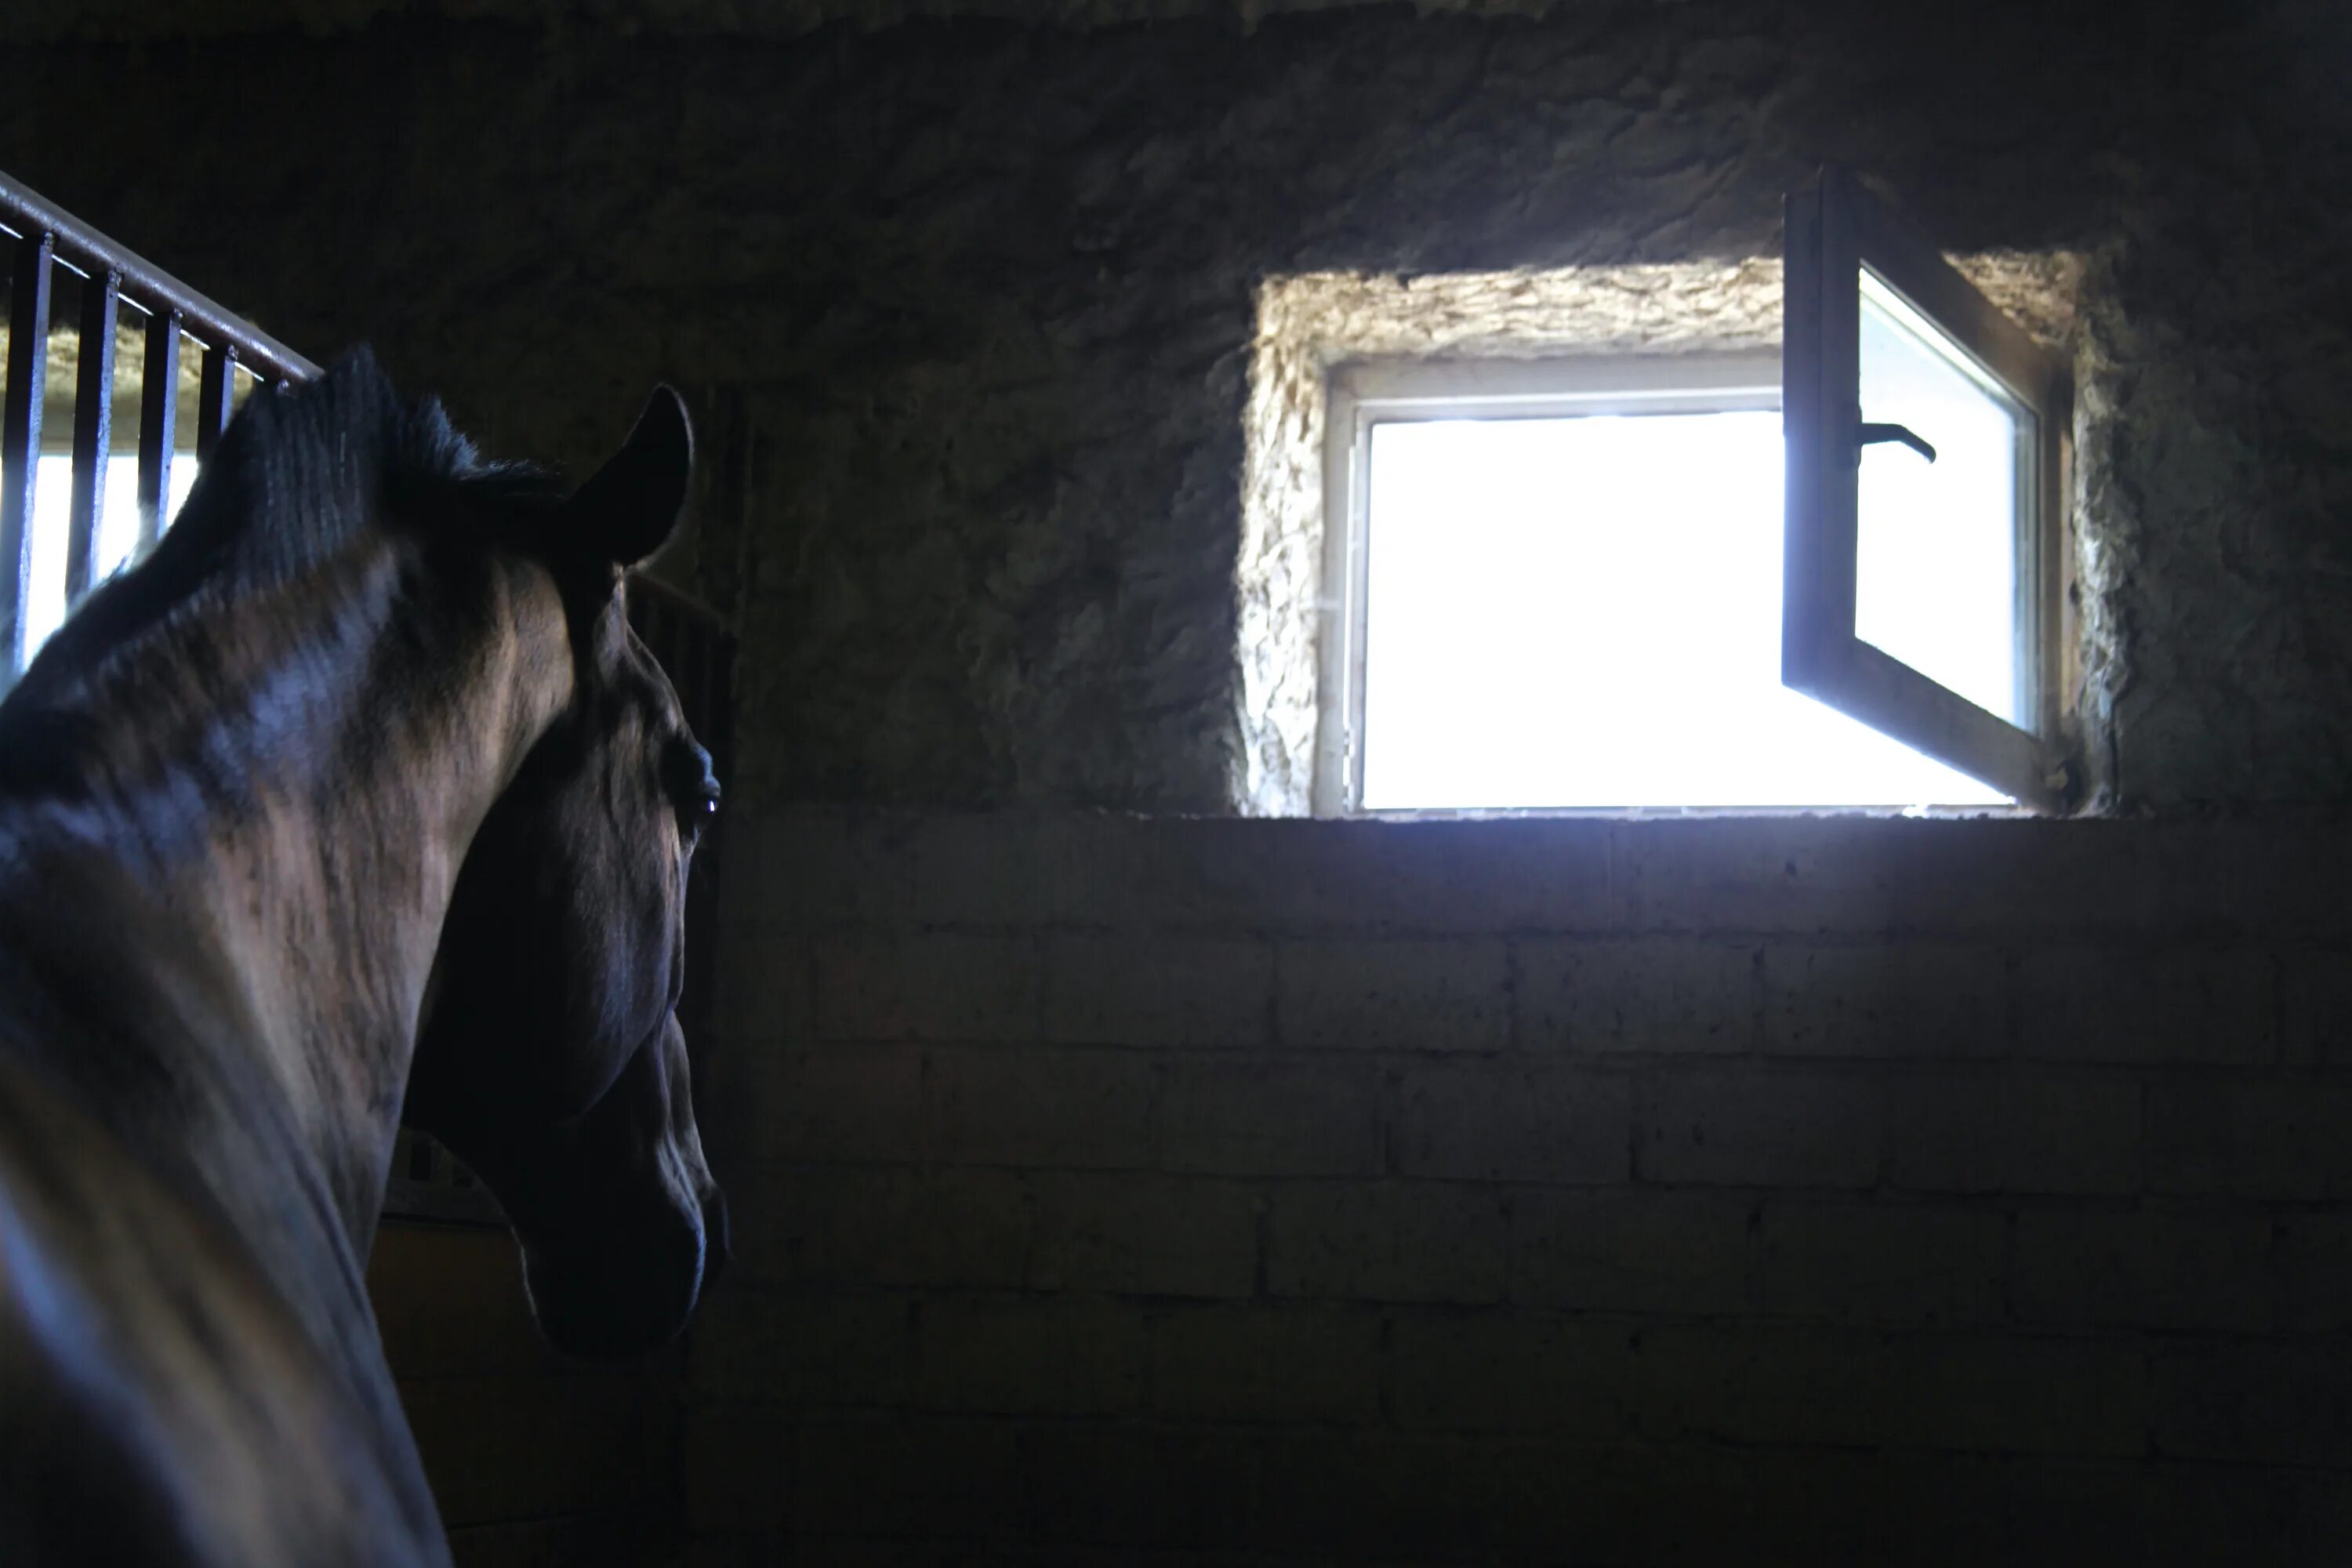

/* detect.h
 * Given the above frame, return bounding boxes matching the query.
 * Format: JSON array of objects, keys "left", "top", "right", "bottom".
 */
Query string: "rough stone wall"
[
  {"left": 695, "top": 807, "right": 2352, "bottom": 1563},
  {"left": 1, "top": 3, "right": 2346, "bottom": 811}
]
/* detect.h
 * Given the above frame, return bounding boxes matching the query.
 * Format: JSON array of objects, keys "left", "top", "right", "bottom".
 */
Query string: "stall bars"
[{"left": 1, "top": 168, "right": 318, "bottom": 683}]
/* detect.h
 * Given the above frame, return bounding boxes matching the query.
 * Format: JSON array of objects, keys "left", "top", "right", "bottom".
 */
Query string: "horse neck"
[{"left": 0, "top": 535, "right": 572, "bottom": 1315}]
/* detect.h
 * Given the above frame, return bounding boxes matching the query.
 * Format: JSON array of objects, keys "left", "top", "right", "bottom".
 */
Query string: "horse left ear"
[{"left": 564, "top": 387, "right": 693, "bottom": 567}]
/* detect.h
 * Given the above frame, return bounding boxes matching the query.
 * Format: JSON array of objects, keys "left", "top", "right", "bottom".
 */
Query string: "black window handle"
[{"left": 1858, "top": 421, "right": 1936, "bottom": 464}]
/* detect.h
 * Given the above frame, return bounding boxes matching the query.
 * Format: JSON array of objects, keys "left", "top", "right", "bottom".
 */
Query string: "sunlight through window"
[
  {"left": 20, "top": 455, "right": 198, "bottom": 662},
  {"left": 1357, "top": 408, "right": 2009, "bottom": 811}
]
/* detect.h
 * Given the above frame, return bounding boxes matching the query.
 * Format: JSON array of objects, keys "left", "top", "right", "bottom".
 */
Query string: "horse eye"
[{"left": 661, "top": 739, "right": 720, "bottom": 832}]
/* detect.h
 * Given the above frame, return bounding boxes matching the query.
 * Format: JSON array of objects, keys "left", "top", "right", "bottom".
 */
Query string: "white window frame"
[
  {"left": 1313, "top": 352, "right": 1780, "bottom": 816},
  {"left": 1311, "top": 175, "right": 2075, "bottom": 818},
  {"left": 1783, "top": 167, "right": 2075, "bottom": 811}
]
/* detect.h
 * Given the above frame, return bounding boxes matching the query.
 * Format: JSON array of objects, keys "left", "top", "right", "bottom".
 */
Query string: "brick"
[
  {"left": 908, "top": 1294, "right": 1145, "bottom": 1416},
  {"left": 2014, "top": 946, "right": 2274, "bottom": 1065},
  {"left": 1267, "top": 1181, "right": 1509, "bottom": 1304},
  {"left": 1489, "top": 1439, "right": 1762, "bottom": 1565},
  {"left": 771, "top": 1413, "right": 1029, "bottom": 1539},
  {"left": 1989, "top": 1458, "right": 2176, "bottom": 1568},
  {"left": 1610, "top": 818, "right": 2341, "bottom": 945},
  {"left": 1754, "top": 1198, "right": 2005, "bottom": 1325},
  {"left": 1258, "top": 816, "right": 1615, "bottom": 935},
  {"left": 2146, "top": 1074, "right": 2352, "bottom": 1200},
  {"left": 1396, "top": 1060, "right": 1631, "bottom": 1183},
  {"left": 688, "top": 1285, "right": 914, "bottom": 1406},
  {"left": 691, "top": 1056, "right": 769, "bottom": 1200},
  {"left": 1276, "top": 938, "right": 1509, "bottom": 1051},
  {"left": 811, "top": 931, "right": 1039, "bottom": 1041},
  {"left": 402, "top": 1377, "right": 662, "bottom": 1525},
  {"left": 2281, "top": 946, "right": 2352, "bottom": 1065},
  {"left": 894, "top": 809, "right": 1061, "bottom": 927},
  {"left": 1156, "top": 1054, "right": 1383, "bottom": 1177},
  {"left": 1245, "top": 1427, "right": 1550, "bottom": 1559},
  {"left": 1878, "top": 820, "right": 2255, "bottom": 942},
  {"left": 1146, "top": 1302, "right": 1384, "bottom": 1425},
  {"left": 1886, "top": 1071, "right": 2140, "bottom": 1196},
  {"left": 720, "top": 808, "right": 914, "bottom": 930},
  {"left": 1014, "top": 1418, "right": 1265, "bottom": 1551},
  {"left": 2215, "top": 825, "right": 2352, "bottom": 941},
  {"left": 1981, "top": 1454, "right": 2352, "bottom": 1568},
  {"left": 2275, "top": 1212, "right": 2352, "bottom": 1332},
  {"left": 710, "top": 925, "right": 810, "bottom": 1041},
  {"left": 1516, "top": 937, "right": 1760, "bottom": 1054},
  {"left": 1610, "top": 816, "right": 1911, "bottom": 935},
  {"left": 1637, "top": 1067, "right": 1887, "bottom": 1188},
  {"left": 1738, "top": 1447, "right": 2019, "bottom": 1567},
  {"left": 927, "top": 1044, "right": 1157, "bottom": 1169},
  {"left": 1897, "top": 820, "right": 2256, "bottom": 941},
  {"left": 1508, "top": 1188, "right": 1753, "bottom": 1316},
  {"left": 2150, "top": 1341, "right": 2352, "bottom": 1467},
  {"left": 733, "top": 1163, "right": 1031, "bottom": 1290},
  {"left": 1760, "top": 941, "right": 2007, "bottom": 1058},
  {"left": 1876, "top": 1331, "right": 2147, "bottom": 1457},
  {"left": 683, "top": 1407, "right": 791, "bottom": 1531},
  {"left": 2012, "top": 1208, "right": 2272, "bottom": 1332},
  {"left": 1042, "top": 933, "right": 1274, "bottom": 1047},
  {"left": 753, "top": 1042, "right": 928, "bottom": 1163},
  {"left": 1025, "top": 1171, "right": 1259, "bottom": 1298},
  {"left": 677, "top": 1535, "right": 757, "bottom": 1568},
  {"left": 1634, "top": 1323, "right": 1883, "bottom": 1446},
  {"left": 1022, "top": 812, "right": 1293, "bottom": 931},
  {"left": 1389, "top": 1309, "right": 1637, "bottom": 1438}
]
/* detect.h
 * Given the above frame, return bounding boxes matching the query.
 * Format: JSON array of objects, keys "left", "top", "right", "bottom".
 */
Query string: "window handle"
[{"left": 1857, "top": 421, "right": 1936, "bottom": 464}]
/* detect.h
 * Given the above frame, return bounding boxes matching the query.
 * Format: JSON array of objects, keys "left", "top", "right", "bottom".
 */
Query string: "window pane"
[
  {"left": 1359, "top": 410, "right": 2005, "bottom": 809},
  {"left": 1856, "top": 270, "right": 2027, "bottom": 724}
]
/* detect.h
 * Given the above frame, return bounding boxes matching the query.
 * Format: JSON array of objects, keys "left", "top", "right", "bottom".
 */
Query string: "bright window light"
[
  {"left": 1356, "top": 408, "right": 2008, "bottom": 810},
  {"left": 21, "top": 454, "right": 198, "bottom": 663},
  {"left": 1856, "top": 272, "right": 2027, "bottom": 725}
]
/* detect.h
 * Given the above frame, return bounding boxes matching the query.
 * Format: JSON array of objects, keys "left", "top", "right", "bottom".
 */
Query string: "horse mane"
[{"left": 0, "top": 349, "right": 564, "bottom": 801}]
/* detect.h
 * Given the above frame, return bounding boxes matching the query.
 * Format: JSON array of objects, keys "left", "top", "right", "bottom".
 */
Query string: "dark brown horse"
[{"left": 0, "top": 353, "right": 724, "bottom": 1565}]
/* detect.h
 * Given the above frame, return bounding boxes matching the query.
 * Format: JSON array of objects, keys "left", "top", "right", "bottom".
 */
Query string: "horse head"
[{"left": 403, "top": 390, "right": 726, "bottom": 1360}]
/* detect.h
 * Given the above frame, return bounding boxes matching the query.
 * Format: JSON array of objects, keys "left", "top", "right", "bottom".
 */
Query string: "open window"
[
  {"left": 1782, "top": 167, "right": 2074, "bottom": 811},
  {"left": 1303, "top": 171, "right": 2074, "bottom": 815}
]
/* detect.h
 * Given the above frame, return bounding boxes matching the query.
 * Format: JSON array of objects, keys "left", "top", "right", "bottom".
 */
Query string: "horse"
[{"left": 0, "top": 350, "right": 727, "bottom": 1565}]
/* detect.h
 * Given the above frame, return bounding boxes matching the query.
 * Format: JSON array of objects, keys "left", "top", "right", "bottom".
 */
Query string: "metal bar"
[
  {"left": 0, "top": 169, "right": 317, "bottom": 387},
  {"left": 2, "top": 230, "right": 55, "bottom": 675},
  {"left": 197, "top": 343, "right": 236, "bottom": 462},
  {"left": 136, "top": 308, "right": 180, "bottom": 552},
  {"left": 65, "top": 267, "right": 118, "bottom": 604}
]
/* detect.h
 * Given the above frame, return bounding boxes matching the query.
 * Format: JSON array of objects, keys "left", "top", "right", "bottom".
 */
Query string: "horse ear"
[{"left": 563, "top": 387, "right": 692, "bottom": 567}]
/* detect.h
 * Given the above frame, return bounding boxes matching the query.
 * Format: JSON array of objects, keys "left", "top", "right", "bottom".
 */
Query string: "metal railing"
[{"left": 0, "top": 168, "right": 320, "bottom": 681}]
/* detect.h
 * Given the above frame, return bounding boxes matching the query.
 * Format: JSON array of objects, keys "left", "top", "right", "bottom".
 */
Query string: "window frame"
[
  {"left": 1313, "top": 352, "right": 1782, "bottom": 816},
  {"left": 1782, "top": 167, "right": 2076, "bottom": 811}
]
